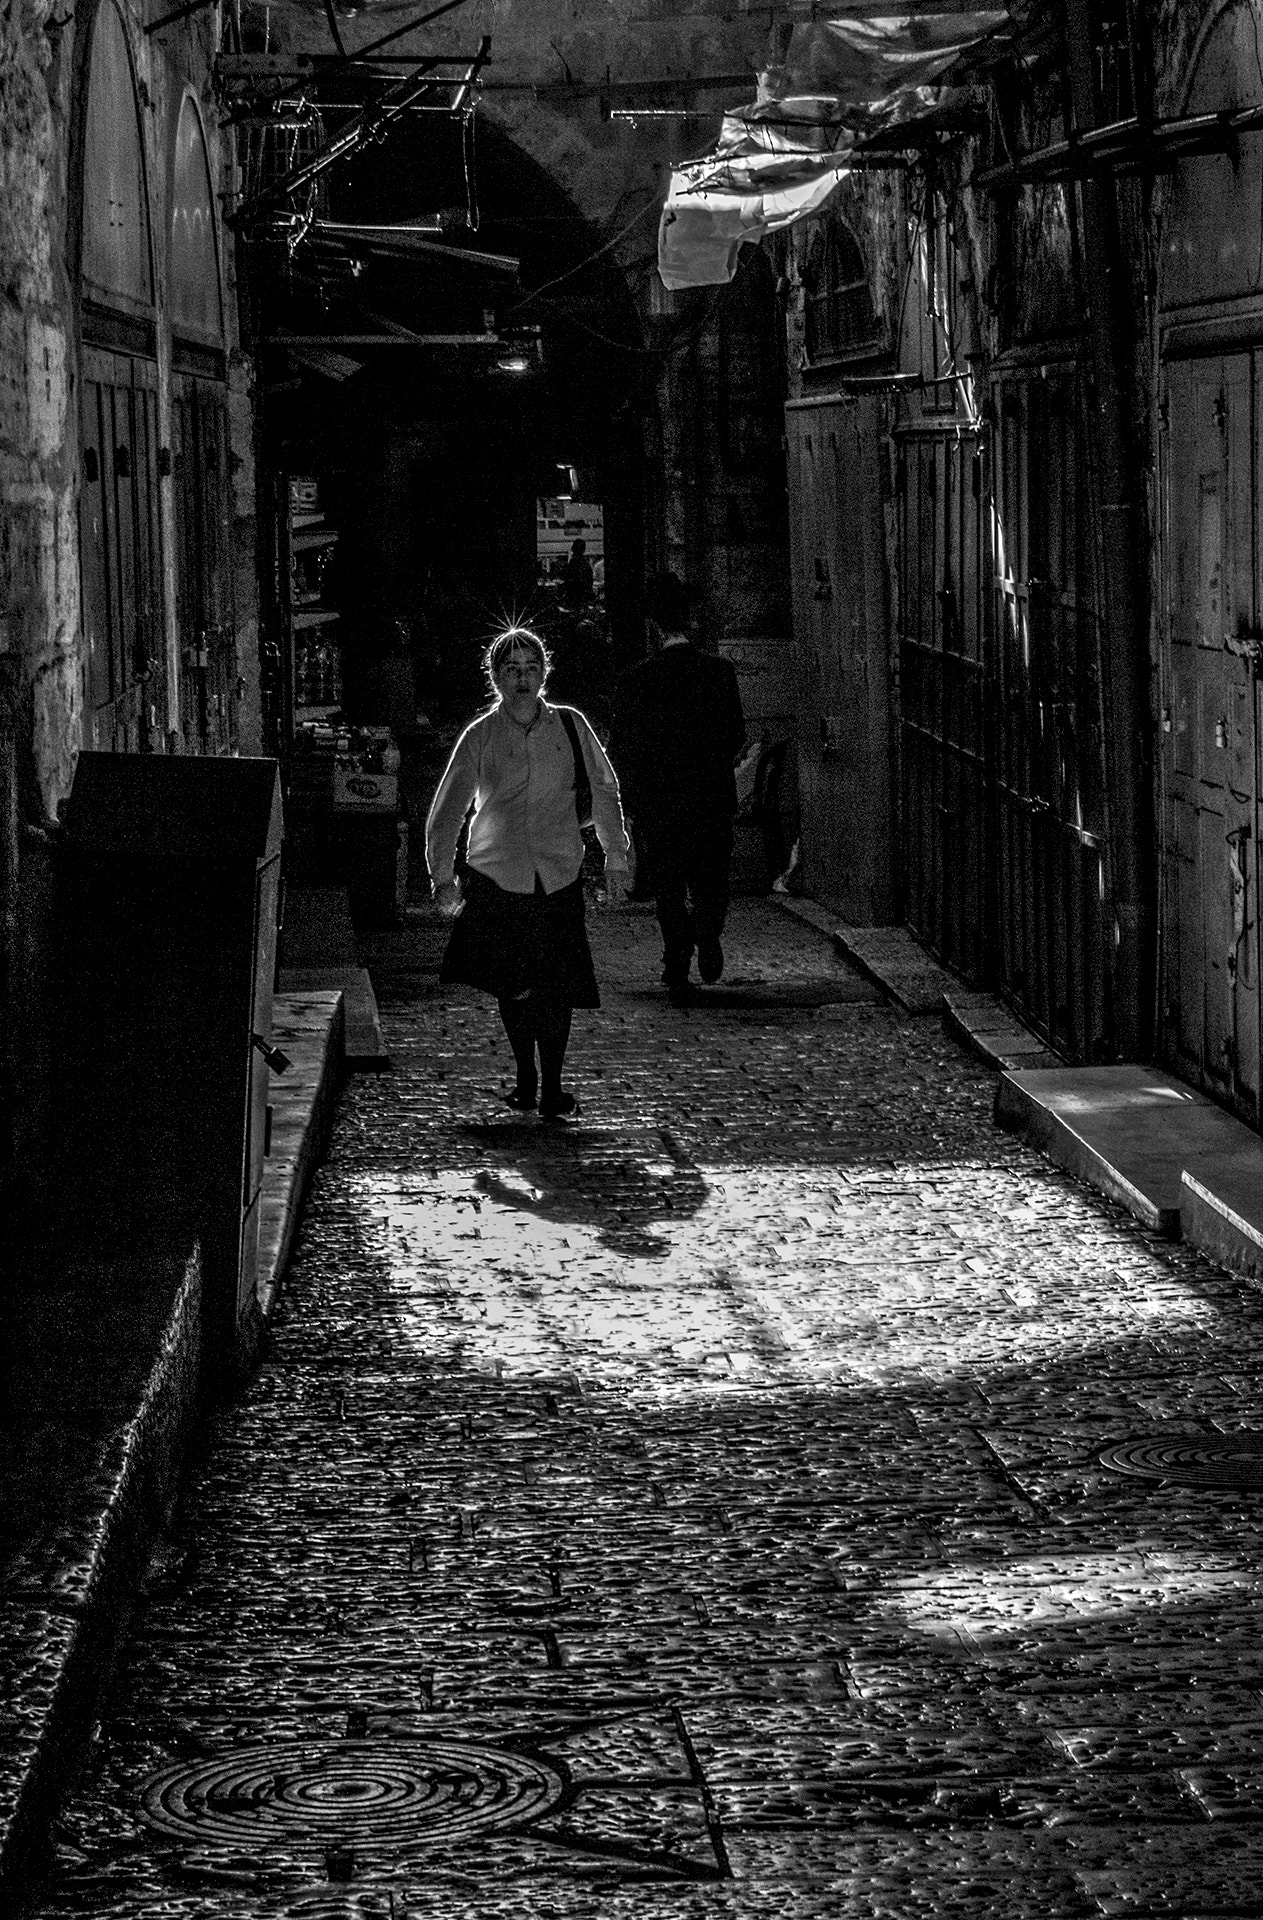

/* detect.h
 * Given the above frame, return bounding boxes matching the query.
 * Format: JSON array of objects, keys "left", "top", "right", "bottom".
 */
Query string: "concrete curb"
[
  {"left": 1181, "top": 1170, "right": 1263, "bottom": 1284},
  {"left": 770, "top": 894, "right": 1059, "bottom": 1066},
  {"left": 257, "top": 990, "right": 346, "bottom": 1322},
  {"left": 995, "top": 1064, "right": 1263, "bottom": 1275},
  {"left": 994, "top": 1071, "right": 1180, "bottom": 1237}
]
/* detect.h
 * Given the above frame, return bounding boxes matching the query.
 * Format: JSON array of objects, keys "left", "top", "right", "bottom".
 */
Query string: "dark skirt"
[{"left": 439, "top": 869, "right": 600, "bottom": 1008}]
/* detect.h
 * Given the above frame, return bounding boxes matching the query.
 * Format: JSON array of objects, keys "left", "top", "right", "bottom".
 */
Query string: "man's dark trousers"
[
  {"left": 608, "top": 641, "right": 746, "bottom": 989},
  {"left": 640, "top": 814, "right": 733, "bottom": 987}
]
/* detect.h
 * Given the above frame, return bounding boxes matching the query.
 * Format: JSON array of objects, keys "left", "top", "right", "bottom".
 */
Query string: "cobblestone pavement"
[{"left": 21, "top": 901, "right": 1263, "bottom": 1917}]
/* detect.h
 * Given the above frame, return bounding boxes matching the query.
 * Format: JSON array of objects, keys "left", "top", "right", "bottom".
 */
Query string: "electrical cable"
[
  {"left": 321, "top": 0, "right": 347, "bottom": 60},
  {"left": 546, "top": 296, "right": 721, "bottom": 358},
  {"left": 506, "top": 196, "right": 661, "bottom": 314}
]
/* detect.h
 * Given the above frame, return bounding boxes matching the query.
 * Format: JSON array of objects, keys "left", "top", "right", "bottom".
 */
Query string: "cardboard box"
[{"left": 332, "top": 767, "right": 398, "bottom": 811}]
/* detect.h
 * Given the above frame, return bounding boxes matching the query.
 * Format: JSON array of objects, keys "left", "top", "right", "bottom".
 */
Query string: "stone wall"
[{"left": 1, "top": 0, "right": 258, "bottom": 1197}]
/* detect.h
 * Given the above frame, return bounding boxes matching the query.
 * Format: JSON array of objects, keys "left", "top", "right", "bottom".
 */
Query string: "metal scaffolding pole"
[{"left": 1063, "top": 0, "right": 1155, "bottom": 1061}]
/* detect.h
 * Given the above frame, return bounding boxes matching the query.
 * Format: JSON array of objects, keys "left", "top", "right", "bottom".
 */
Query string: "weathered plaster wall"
[
  {"left": 2, "top": 0, "right": 257, "bottom": 1195},
  {"left": 1, "top": 0, "right": 77, "bottom": 820},
  {"left": 2, "top": 0, "right": 259, "bottom": 813}
]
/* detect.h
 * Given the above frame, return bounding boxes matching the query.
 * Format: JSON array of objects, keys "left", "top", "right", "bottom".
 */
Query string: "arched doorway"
[
  {"left": 248, "top": 107, "right": 650, "bottom": 741},
  {"left": 75, "top": 0, "right": 165, "bottom": 754},
  {"left": 1159, "top": 0, "right": 1263, "bottom": 1122},
  {"left": 169, "top": 94, "right": 236, "bottom": 754}
]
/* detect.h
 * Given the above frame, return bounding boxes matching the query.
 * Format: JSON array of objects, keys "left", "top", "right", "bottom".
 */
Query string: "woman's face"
[{"left": 495, "top": 645, "right": 544, "bottom": 717}]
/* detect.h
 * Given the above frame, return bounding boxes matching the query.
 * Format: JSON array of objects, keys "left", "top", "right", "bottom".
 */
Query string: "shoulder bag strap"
[{"left": 558, "top": 708, "right": 593, "bottom": 827}]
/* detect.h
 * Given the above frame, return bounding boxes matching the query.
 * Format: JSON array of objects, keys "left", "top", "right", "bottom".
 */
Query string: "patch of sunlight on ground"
[
  {"left": 883, "top": 1549, "right": 1263, "bottom": 1639},
  {"left": 347, "top": 1162, "right": 1221, "bottom": 1393}
]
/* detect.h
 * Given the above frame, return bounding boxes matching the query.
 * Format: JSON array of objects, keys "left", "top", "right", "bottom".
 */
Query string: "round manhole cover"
[
  {"left": 142, "top": 1737, "right": 565, "bottom": 1851},
  {"left": 1100, "top": 1434, "right": 1263, "bottom": 1490}
]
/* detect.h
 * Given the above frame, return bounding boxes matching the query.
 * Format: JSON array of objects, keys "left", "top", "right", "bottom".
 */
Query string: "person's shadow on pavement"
[{"left": 458, "top": 1122, "right": 708, "bottom": 1259}]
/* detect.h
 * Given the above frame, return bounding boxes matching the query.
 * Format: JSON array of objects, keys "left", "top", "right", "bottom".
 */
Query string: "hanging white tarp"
[{"left": 658, "top": 10, "right": 1016, "bottom": 290}]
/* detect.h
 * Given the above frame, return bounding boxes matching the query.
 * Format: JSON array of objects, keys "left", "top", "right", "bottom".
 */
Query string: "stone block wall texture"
[
  {"left": 1, "top": 0, "right": 77, "bottom": 818},
  {"left": 2, "top": 0, "right": 260, "bottom": 807},
  {"left": 1, "top": 0, "right": 260, "bottom": 1195}
]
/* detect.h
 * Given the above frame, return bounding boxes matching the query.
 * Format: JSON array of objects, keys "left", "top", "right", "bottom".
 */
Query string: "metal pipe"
[
  {"left": 1063, "top": 0, "right": 1154, "bottom": 1059},
  {"left": 222, "top": 0, "right": 476, "bottom": 122},
  {"left": 235, "top": 59, "right": 448, "bottom": 219},
  {"left": 451, "top": 34, "right": 492, "bottom": 113}
]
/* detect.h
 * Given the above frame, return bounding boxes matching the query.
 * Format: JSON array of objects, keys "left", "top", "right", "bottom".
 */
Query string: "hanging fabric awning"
[{"left": 658, "top": 9, "right": 1018, "bottom": 290}]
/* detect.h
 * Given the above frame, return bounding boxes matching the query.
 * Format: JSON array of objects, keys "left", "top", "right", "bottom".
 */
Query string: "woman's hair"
[{"left": 484, "top": 625, "right": 550, "bottom": 697}]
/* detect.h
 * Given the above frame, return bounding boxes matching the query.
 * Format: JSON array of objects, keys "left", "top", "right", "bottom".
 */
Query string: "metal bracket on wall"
[{"left": 253, "top": 1034, "right": 292, "bottom": 1074}]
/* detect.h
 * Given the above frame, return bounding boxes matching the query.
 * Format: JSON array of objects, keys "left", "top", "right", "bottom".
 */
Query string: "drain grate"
[
  {"left": 1099, "top": 1434, "right": 1263, "bottom": 1490},
  {"left": 142, "top": 1736, "right": 563, "bottom": 1852}
]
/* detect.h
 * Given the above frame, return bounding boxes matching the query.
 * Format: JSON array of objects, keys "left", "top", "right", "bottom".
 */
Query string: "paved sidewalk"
[{"left": 17, "top": 900, "right": 1263, "bottom": 1917}]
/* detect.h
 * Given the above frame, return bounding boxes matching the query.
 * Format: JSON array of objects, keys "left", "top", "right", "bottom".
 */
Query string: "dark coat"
[{"left": 609, "top": 643, "right": 746, "bottom": 826}]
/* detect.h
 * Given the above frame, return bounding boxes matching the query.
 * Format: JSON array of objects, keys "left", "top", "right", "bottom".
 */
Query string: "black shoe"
[
  {"left": 666, "top": 981, "right": 694, "bottom": 1008},
  {"left": 697, "top": 937, "right": 723, "bottom": 984},
  {"left": 503, "top": 1086, "right": 537, "bottom": 1111},
  {"left": 539, "top": 1089, "right": 577, "bottom": 1121}
]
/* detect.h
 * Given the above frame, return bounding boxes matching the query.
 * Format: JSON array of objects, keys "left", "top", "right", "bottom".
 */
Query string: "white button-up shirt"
[{"left": 425, "top": 699, "right": 629, "bottom": 895}]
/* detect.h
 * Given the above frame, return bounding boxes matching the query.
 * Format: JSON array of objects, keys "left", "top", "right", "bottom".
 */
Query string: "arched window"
[
  {"left": 169, "top": 95, "right": 237, "bottom": 753},
  {"left": 77, "top": 0, "right": 164, "bottom": 752},
  {"left": 170, "top": 96, "right": 225, "bottom": 353},
  {"left": 804, "top": 221, "right": 880, "bottom": 363}
]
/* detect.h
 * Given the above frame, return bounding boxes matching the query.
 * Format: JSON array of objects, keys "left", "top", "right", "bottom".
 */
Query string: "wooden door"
[
  {"left": 990, "top": 367, "right": 1111, "bottom": 1060},
  {"left": 895, "top": 427, "right": 990, "bottom": 980},
  {"left": 1161, "top": 352, "right": 1262, "bottom": 1120},
  {"left": 785, "top": 396, "right": 894, "bottom": 922},
  {"left": 79, "top": 347, "right": 165, "bottom": 751}
]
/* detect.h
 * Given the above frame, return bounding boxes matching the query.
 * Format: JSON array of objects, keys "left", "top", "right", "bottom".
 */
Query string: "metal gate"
[
  {"left": 785, "top": 395, "right": 895, "bottom": 923},
  {"left": 1160, "top": 351, "right": 1262, "bottom": 1123},
  {"left": 989, "top": 366, "right": 1112, "bottom": 1059},
  {"left": 895, "top": 427, "right": 989, "bottom": 981}
]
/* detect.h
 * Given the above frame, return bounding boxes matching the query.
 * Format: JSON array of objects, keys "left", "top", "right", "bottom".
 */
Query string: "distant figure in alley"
[
  {"left": 562, "top": 537, "right": 595, "bottom": 608},
  {"left": 609, "top": 572, "right": 746, "bottom": 1005}
]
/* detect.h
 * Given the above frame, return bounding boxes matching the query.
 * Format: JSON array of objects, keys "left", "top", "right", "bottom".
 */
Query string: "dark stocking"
[
  {"left": 497, "top": 995, "right": 538, "bottom": 1100},
  {"left": 533, "top": 998, "right": 572, "bottom": 1103}
]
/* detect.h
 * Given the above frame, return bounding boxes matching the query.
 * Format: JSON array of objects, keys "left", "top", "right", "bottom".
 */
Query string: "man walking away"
[
  {"left": 563, "top": 538, "right": 594, "bottom": 608},
  {"left": 609, "top": 572, "right": 746, "bottom": 1005}
]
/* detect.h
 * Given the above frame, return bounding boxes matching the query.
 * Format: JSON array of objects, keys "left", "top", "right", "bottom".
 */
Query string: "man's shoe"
[
  {"left": 539, "top": 1089, "right": 577, "bottom": 1121},
  {"left": 666, "top": 980, "right": 694, "bottom": 1008},
  {"left": 697, "top": 937, "right": 724, "bottom": 984},
  {"left": 503, "top": 1086, "right": 537, "bottom": 1112}
]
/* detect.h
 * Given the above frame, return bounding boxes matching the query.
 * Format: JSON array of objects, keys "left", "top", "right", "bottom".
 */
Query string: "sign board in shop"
[{"left": 332, "top": 769, "right": 398, "bottom": 811}]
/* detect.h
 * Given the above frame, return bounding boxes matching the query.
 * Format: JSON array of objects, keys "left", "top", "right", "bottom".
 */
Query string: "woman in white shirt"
[{"left": 425, "top": 626, "right": 629, "bottom": 1119}]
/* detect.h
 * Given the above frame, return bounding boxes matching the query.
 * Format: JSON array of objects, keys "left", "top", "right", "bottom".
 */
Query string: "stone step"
[{"left": 996, "top": 1063, "right": 1263, "bottom": 1274}]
